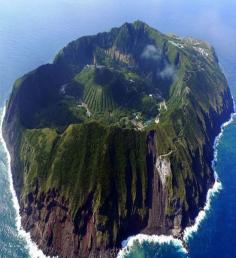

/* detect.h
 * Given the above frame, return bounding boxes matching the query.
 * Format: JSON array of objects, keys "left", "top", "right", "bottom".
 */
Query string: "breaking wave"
[
  {"left": 0, "top": 106, "right": 50, "bottom": 258},
  {"left": 118, "top": 106, "right": 236, "bottom": 257},
  {"left": 117, "top": 234, "right": 187, "bottom": 258},
  {"left": 1, "top": 100, "right": 235, "bottom": 258},
  {"left": 184, "top": 109, "right": 236, "bottom": 241}
]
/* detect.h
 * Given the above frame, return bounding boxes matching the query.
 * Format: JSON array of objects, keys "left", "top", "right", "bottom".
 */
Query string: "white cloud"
[
  {"left": 159, "top": 64, "right": 176, "bottom": 80},
  {"left": 141, "top": 44, "right": 161, "bottom": 61}
]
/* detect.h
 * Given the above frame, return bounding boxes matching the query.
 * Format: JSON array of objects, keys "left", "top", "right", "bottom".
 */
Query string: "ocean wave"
[
  {"left": 117, "top": 234, "right": 187, "bottom": 258},
  {"left": 1, "top": 102, "right": 235, "bottom": 258},
  {"left": 182, "top": 175, "right": 222, "bottom": 242},
  {"left": 184, "top": 110, "right": 236, "bottom": 242},
  {"left": 0, "top": 106, "right": 52, "bottom": 258},
  {"left": 118, "top": 109, "right": 236, "bottom": 257}
]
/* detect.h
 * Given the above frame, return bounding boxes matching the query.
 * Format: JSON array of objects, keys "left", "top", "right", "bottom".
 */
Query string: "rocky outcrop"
[
  {"left": 2, "top": 21, "right": 234, "bottom": 258},
  {"left": 105, "top": 47, "right": 135, "bottom": 65},
  {"left": 21, "top": 188, "right": 119, "bottom": 258},
  {"left": 143, "top": 131, "right": 171, "bottom": 235}
]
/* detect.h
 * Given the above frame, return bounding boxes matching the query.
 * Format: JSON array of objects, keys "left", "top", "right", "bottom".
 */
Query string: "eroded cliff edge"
[{"left": 2, "top": 21, "right": 234, "bottom": 257}]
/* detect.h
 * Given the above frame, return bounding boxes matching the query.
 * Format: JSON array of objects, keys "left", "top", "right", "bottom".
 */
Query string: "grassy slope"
[
  {"left": 4, "top": 21, "right": 233, "bottom": 248},
  {"left": 154, "top": 44, "right": 231, "bottom": 219},
  {"left": 20, "top": 122, "right": 148, "bottom": 244}
]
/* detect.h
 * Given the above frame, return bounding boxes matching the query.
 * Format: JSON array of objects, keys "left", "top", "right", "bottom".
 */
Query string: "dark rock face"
[
  {"left": 144, "top": 131, "right": 169, "bottom": 235},
  {"left": 2, "top": 21, "right": 235, "bottom": 258},
  {"left": 21, "top": 188, "right": 119, "bottom": 258},
  {"left": 23, "top": 194, "right": 124, "bottom": 258}
]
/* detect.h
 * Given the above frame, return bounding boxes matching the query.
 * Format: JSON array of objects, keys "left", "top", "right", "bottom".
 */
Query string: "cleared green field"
[
  {"left": 83, "top": 83, "right": 115, "bottom": 112},
  {"left": 73, "top": 65, "right": 160, "bottom": 118}
]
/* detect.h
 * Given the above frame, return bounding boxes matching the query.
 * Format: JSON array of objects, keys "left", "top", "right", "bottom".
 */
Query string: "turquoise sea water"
[{"left": 0, "top": 1, "right": 236, "bottom": 257}]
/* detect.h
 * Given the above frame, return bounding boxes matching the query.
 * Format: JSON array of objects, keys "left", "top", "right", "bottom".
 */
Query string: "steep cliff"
[{"left": 3, "top": 21, "right": 234, "bottom": 257}]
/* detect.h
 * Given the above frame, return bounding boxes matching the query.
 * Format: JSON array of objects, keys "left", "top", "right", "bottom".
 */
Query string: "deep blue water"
[{"left": 0, "top": 1, "right": 236, "bottom": 257}]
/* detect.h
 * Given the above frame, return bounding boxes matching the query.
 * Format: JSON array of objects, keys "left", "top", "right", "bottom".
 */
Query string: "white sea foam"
[
  {"left": 0, "top": 106, "right": 52, "bottom": 258},
  {"left": 117, "top": 234, "right": 187, "bottom": 258},
  {"left": 1, "top": 98, "right": 235, "bottom": 258},
  {"left": 184, "top": 108, "right": 236, "bottom": 241},
  {"left": 183, "top": 175, "right": 222, "bottom": 241},
  {"left": 117, "top": 105, "right": 236, "bottom": 257}
]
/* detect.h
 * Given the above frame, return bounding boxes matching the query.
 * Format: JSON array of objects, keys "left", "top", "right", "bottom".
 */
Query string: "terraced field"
[
  {"left": 83, "top": 83, "right": 116, "bottom": 112},
  {"left": 73, "top": 66, "right": 160, "bottom": 117}
]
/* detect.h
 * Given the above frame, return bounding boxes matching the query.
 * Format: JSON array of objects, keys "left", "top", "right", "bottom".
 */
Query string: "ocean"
[{"left": 0, "top": 1, "right": 236, "bottom": 257}]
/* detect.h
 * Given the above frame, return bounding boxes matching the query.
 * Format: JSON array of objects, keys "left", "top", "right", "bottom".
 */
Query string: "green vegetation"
[
  {"left": 75, "top": 68, "right": 116, "bottom": 112},
  {"left": 20, "top": 122, "right": 148, "bottom": 243},
  {"left": 4, "top": 20, "right": 233, "bottom": 248}
]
